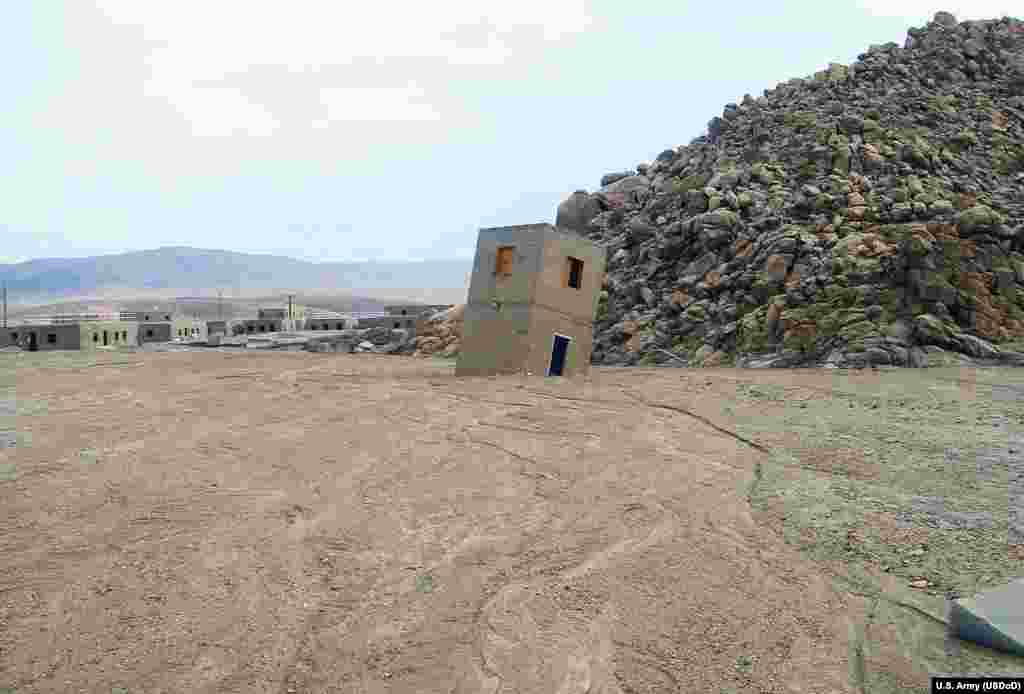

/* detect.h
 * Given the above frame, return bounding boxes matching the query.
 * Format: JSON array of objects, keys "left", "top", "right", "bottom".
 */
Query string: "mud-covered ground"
[{"left": 0, "top": 349, "right": 1021, "bottom": 693}]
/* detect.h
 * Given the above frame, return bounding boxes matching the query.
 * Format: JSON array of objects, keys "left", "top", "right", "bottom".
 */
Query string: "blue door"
[{"left": 548, "top": 335, "right": 570, "bottom": 376}]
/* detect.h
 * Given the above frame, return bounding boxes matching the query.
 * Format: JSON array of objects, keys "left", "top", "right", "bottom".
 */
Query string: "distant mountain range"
[{"left": 0, "top": 247, "right": 473, "bottom": 302}]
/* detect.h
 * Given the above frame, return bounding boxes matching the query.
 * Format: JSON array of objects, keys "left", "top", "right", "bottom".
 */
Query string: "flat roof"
[{"left": 478, "top": 223, "right": 554, "bottom": 232}]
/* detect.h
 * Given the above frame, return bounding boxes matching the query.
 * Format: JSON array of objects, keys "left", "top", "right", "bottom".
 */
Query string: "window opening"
[
  {"left": 566, "top": 257, "right": 584, "bottom": 289},
  {"left": 495, "top": 246, "right": 514, "bottom": 276}
]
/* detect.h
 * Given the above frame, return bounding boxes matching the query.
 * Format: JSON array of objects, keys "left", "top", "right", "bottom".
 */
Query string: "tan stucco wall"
[
  {"left": 171, "top": 318, "right": 208, "bottom": 340},
  {"left": 455, "top": 303, "right": 533, "bottom": 377},
  {"left": 465, "top": 225, "right": 546, "bottom": 308},
  {"left": 533, "top": 231, "right": 607, "bottom": 323},
  {"left": 79, "top": 321, "right": 137, "bottom": 350},
  {"left": 524, "top": 304, "right": 594, "bottom": 378}
]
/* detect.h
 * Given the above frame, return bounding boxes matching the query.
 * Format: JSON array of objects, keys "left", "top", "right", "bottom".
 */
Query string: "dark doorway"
[
  {"left": 28, "top": 332, "right": 38, "bottom": 352},
  {"left": 103, "top": 330, "right": 109, "bottom": 346},
  {"left": 547, "top": 334, "right": 571, "bottom": 377}
]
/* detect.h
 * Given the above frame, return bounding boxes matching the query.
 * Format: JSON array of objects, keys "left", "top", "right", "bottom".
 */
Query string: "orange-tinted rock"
[
  {"left": 957, "top": 193, "right": 977, "bottom": 210},
  {"left": 702, "top": 350, "right": 727, "bottom": 367},
  {"left": 765, "top": 254, "right": 789, "bottom": 279},
  {"left": 784, "top": 271, "right": 802, "bottom": 289},
  {"left": 735, "top": 239, "right": 754, "bottom": 258},
  {"left": 625, "top": 333, "right": 642, "bottom": 353},
  {"left": 959, "top": 272, "right": 990, "bottom": 295},
  {"left": 908, "top": 224, "right": 936, "bottom": 243},
  {"left": 783, "top": 321, "right": 818, "bottom": 342},
  {"left": 447, "top": 304, "right": 466, "bottom": 322},
  {"left": 959, "top": 272, "right": 1005, "bottom": 341},
  {"left": 861, "top": 144, "right": 883, "bottom": 162},
  {"left": 704, "top": 270, "right": 722, "bottom": 289},
  {"left": 928, "top": 223, "right": 959, "bottom": 241},
  {"left": 976, "top": 316, "right": 1002, "bottom": 341},
  {"left": 670, "top": 289, "right": 690, "bottom": 307}
]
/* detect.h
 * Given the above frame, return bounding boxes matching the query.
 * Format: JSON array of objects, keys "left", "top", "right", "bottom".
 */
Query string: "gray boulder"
[
  {"left": 556, "top": 190, "right": 603, "bottom": 233},
  {"left": 600, "top": 171, "right": 634, "bottom": 187},
  {"left": 600, "top": 175, "right": 650, "bottom": 199}
]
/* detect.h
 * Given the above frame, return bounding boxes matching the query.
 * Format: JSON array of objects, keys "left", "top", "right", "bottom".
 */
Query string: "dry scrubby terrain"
[
  {"left": 1, "top": 348, "right": 1022, "bottom": 693},
  {"left": 553, "top": 11, "right": 1024, "bottom": 370}
]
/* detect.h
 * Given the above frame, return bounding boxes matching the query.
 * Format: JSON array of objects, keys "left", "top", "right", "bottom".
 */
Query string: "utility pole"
[
  {"left": 218, "top": 290, "right": 224, "bottom": 320},
  {"left": 287, "top": 294, "right": 294, "bottom": 321},
  {"left": 2, "top": 282, "right": 6, "bottom": 329}
]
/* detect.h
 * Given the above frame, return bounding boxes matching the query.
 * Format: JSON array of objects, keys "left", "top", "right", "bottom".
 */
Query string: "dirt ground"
[{"left": 1, "top": 350, "right": 1022, "bottom": 693}]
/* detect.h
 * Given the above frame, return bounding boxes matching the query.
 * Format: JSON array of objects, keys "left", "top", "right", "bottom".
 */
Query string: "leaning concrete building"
[{"left": 455, "top": 223, "right": 606, "bottom": 378}]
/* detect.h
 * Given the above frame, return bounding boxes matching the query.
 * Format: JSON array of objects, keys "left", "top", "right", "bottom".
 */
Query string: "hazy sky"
[{"left": 1, "top": 1, "right": 1018, "bottom": 264}]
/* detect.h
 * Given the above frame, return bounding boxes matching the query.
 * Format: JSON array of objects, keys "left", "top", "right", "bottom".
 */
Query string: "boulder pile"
[
  {"left": 560, "top": 11, "right": 1024, "bottom": 368},
  {"left": 407, "top": 304, "right": 465, "bottom": 358},
  {"left": 305, "top": 327, "right": 413, "bottom": 354}
]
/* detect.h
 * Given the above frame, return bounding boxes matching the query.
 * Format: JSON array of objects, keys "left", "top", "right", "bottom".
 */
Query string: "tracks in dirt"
[
  {"left": 473, "top": 503, "right": 681, "bottom": 693},
  {"left": 622, "top": 390, "right": 772, "bottom": 455}
]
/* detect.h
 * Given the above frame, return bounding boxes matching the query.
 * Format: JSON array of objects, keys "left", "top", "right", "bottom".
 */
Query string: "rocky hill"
[{"left": 557, "top": 11, "right": 1024, "bottom": 369}]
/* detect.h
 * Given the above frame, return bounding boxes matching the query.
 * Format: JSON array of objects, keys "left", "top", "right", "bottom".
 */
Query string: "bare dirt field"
[{"left": 1, "top": 349, "right": 1022, "bottom": 693}]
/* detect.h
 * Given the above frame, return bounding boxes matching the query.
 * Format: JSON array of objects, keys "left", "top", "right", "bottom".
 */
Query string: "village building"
[
  {"left": 235, "top": 318, "right": 283, "bottom": 335},
  {"left": 171, "top": 318, "right": 208, "bottom": 341},
  {"left": 139, "top": 322, "right": 172, "bottom": 343},
  {"left": 206, "top": 320, "right": 228, "bottom": 337},
  {"left": 1, "top": 321, "right": 139, "bottom": 351}
]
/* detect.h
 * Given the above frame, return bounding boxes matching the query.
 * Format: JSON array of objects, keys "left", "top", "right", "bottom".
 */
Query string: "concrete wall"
[
  {"left": 139, "top": 322, "right": 172, "bottom": 343},
  {"left": 465, "top": 225, "right": 546, "bottom": 308},
  {"left": 524, "top": 304, "right": 595, "bottom": 378},
  {"left": 2, "top": 324, "right": 82, "bottom": 351},
  {"left": 306, "top": 319, "right": 355, "bottom": 331},
  {"left": 79, "top": 321, "right": 138, "bottom": 350},
  {"left": 206, "top": 320, "right": 227, "bottom": 336},
  {"left": 136, "top": 312, "right": 173, "bottom": 322},
  {"left": 534, "top": 230, "right": 607, "bottom": 323},
  {"left": 455, "top": 303, "right": 533, "bottom": 376},
  {"left": 172, "top": 318, "right": 208, "bottom": 341},
  {"left": 239, "top": 319, "right": 282, "bottom": 334}
]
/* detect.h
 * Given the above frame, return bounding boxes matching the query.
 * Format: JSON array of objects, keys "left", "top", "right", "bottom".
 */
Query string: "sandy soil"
[{"left": 0, "top": 352, "right": 987, "bottom": 693}]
